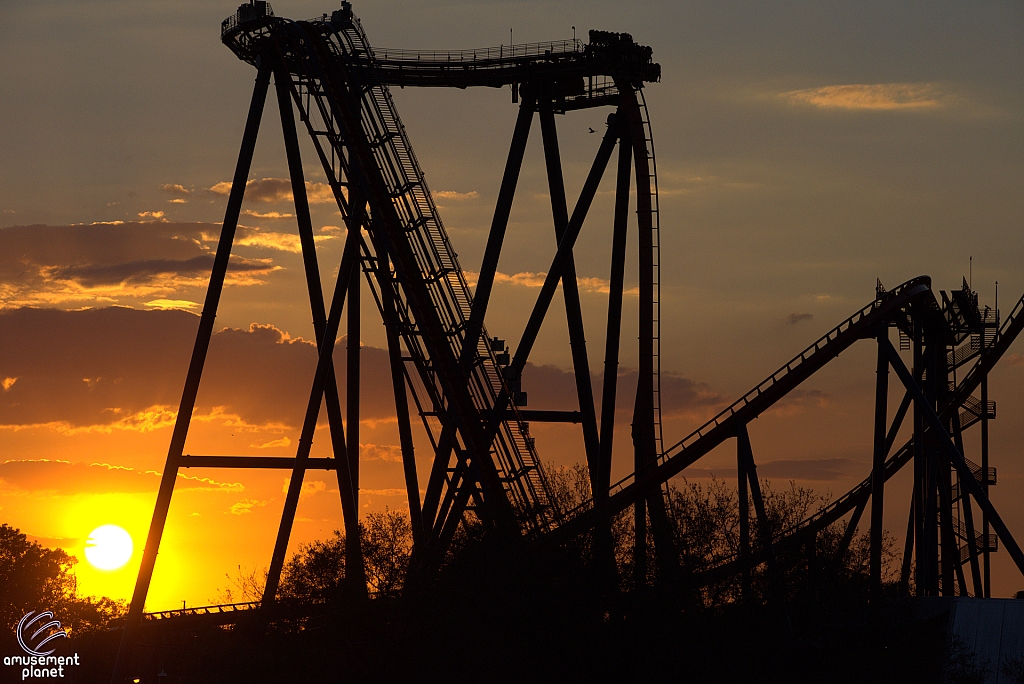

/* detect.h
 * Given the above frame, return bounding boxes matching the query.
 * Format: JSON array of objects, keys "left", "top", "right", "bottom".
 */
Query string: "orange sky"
[{"left": 1, "top": 0, "right": 1023, "bottom": 607}]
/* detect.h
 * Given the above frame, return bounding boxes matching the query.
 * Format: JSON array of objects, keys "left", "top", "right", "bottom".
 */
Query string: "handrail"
[
  {"left": 143, "top": 601, "right": 260, "bottom": 621},
  {"left": 372, "top": 39, "right": 583, "bottom": 64}
]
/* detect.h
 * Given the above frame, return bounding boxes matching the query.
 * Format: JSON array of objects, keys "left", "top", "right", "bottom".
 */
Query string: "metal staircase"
[{"left": 260, "top": 13, "right": 559, "bottom": 533}]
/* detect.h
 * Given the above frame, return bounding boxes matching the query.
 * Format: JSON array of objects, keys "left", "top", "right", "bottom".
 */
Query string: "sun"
[{"left": 84, "top": 525, "right": 134, "bottom": 571}]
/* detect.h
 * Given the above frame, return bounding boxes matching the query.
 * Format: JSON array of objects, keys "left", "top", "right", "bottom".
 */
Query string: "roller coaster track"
[
  {"left": 551, "top": 276, "right": 934, "bottom": 539},
  {"left": 693, "top": 289, "right": 1024, "bottom": 584}
]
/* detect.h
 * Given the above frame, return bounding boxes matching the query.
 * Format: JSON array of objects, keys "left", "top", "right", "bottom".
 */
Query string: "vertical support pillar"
[
  {"left": 952, "top": 418, "right": 983, "bottom": 597},
  {"left": 381, "top": 250, "right": 424, "bottom": 546},
  {"left": 899, "top": 496, "right": 915, "bottom": 594},
  {"left": 276, "top": 69, "right": 366, "bottom": 594},
  {"left": 870, "top": 325, "right": 889, "bottom": 596},
  {"left": 738, "top": 436, "right": 751, "bottom": 601},
  {"left": 981, "top": 366, "right": 991, "bottom": 597},
  {"left": 598, "top": 131, "right": 632, "bottom": 495},
  {"left": 912, "top": 315, "right": 927, "bottom": 595},
  {"left": 347, "top": 229, "right": 362, "bottom": 584},
  {"left": 263, "top": 226, "right": 362, "bottom": 603},
  {"left": 619, "top": 85, "right": 676, "bottom": 583},
  {"left": 348, "top": 242, "right": 360, "bottom": 493},
  {"left": 738, "top": 424, "right": 777, "bottom": 577},
  {"left": 111, "top": 64, "right": 272, "bottom": 684}
]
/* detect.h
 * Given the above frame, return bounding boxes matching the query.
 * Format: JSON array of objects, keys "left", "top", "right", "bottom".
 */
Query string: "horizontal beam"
[
  {"left": 419, "top": 410, "right": 583, "bottom": 423},
  {"left": 179, "top": 455, "right": 337, "bottom": 470}
]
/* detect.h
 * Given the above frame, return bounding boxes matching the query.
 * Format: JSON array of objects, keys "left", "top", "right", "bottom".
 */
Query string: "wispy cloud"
[
  {"left": 229, "top": 499, "right": 267, "bottom": 515},
  {"left": 464, "top": 270, "right": 639, "bottom": 296},
  {"left": 252, "top": 436, "right": 291, "bottom": 449},
  {"left": 786, "top": 312, "right": 813, "bottom": 325},
  {"left": 0, "top": 458, "right": 243, "bottom": 495},
  {"left": 235, "top": 229, "right": 336, "bottom": 253},
  {"left": 160, "top": 183, "right": 190, "bottom": 196},
  {"left": 144, "top": 299, "right": 199, "bottom": 310},
  {"left": 209, "top": 178, "right": 336, "bottom": 204},
  {"left": 783, "top": 83, "right": 943, "bottom": 111},
  {"left": 435, "top": 190, "right": 479, "bottom": 201},
  {"left": 242, "top": 210, "right": 295, "bottom": 220}
]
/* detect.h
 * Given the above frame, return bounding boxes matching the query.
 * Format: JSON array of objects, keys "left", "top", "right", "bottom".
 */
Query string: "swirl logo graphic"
[{"left": 16, "top": 611, "right": 68, "bottom": 656}]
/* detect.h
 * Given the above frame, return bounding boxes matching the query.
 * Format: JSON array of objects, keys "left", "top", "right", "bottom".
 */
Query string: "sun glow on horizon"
[{"left": 84, "top": 524, "right": 134, "bottom": 571}]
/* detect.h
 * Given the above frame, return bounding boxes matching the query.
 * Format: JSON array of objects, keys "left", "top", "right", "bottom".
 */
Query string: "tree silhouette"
[{"left": 0, "top": 523, "right": 125, "bottom": 635}]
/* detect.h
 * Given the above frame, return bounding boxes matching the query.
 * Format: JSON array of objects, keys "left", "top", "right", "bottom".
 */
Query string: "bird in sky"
[{"left": 588, "top": 127, "right": 596, "bottom": 133}]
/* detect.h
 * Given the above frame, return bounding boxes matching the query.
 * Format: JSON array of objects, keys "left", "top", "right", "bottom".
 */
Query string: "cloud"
[
  {"left": 229, "top": 499, "right": 267, "bottom": 515},
  {"left": 521, "top": 364, "right": 722, "bottom": 418},
  {"left": 786, "top": 313, "right": 813, "bottom": 325},
  {"left": 435, "top": 190, "right": 479, "bottom": 201},
  {"left": 361, "top": 488, "right": 407, "bottom": 497},
  {"left": 0, "top": 306, "right": 720, "bottom": 437},
  {"left": 0, "top": 459, "right": 242, "bottom": 495},
  {"left": 144, "top": 299, "right": 199, "bottom": 310},
  {"left": 0, "top": 222, "right": 281, "bottom": 309},
  {"left": 464, "top": 270, "right": 638, "bottom": 296},
  {"left": 138, "top": 211, "right": 166, "bottom": 220},
  {"left": 681, "top": 458, "right": 852, "bottom": 482},
  {"left": 160, "top": 184, "right": 190, "bottom": 196},
  {"left": 0, "top": 307, "right": 399, "bottom": 431},
  {"left": 235, "top": 230, "right": 337, "bottom": 253},
  {"left": 2, "top": 377, "right": 16, "bottom": 391},
  {"left": 208, "top": 178, "right": 335, "bottom": 204},
  {"left": 360, "top": 443, "right": 403, "bottom": 463},
  {"left": 252, "top": 436, "right": 291, "bottom": 449},
  {"left": 766, "top": 388, "right": 831, "bottom": 417},
  {"left": 281, "top": 478, "right": 327, "bottom": 500},
  {"left": 242, "top": 210, "right": 295, "bottom": 220},
  {"left": 783, "top": 83, "right": 943, "bottom": 111}
]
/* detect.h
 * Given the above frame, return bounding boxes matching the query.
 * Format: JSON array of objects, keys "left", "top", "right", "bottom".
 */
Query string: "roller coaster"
[{"left": 111, "top": 1, "right": 1024, "bottom": 679}]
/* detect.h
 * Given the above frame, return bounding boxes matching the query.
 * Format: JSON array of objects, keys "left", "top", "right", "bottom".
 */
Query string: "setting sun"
[{"left": 84, "top": 524, "right": 134, "bottom": 571}]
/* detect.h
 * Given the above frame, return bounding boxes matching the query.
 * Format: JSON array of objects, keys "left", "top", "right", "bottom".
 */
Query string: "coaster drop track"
[{"left": 112, "top": 1, "right": 1024, "bottom": 679}]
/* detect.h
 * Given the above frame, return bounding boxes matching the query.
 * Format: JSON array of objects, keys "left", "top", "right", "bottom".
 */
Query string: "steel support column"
[
  {"left": 111, "top": 64, "right": 272, "bottom": 684},
  {"left": 738, "top": 437, "right": 751, "bottom": 601},
  {"left": 380, "top": 251, "right": 425, "bottom": 545},
  {"left": 952, "top": 418, "right": 983, "bottom": 597},
  {"left": 870, "top": 326, "right": 889, "bottom": 595},
  {"left": 981, "top": 367, "right": 991, "bottom": 597},
  {"left": 598, "top": 131, "right": 633, "bottom": 495},
  {"left": 263, "top": 226, "right": 363, "bottom": 603},
  {"left": 276, "top": 70, "right": 367, "bottom": 596},
  {"left": 738, "top": 424, "right": 777, "bottom": 575}
]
